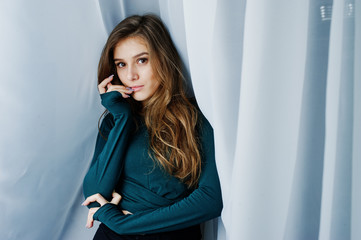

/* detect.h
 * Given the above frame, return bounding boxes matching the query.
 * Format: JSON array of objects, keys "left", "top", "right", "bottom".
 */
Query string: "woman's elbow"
[
  {"left": 212, "top": 194, "right": 223, "bottom": 217},
  {"left": 82, "top": 173, "right": 94, "bottom": 198},
  {"left": 203, "top": 190, "right": 223, "bottom": 219}
]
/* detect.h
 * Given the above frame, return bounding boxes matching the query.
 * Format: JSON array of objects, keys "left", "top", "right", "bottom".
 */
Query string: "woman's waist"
[{"left": 116, "top": 178, "right": 185, "bottom": 212}]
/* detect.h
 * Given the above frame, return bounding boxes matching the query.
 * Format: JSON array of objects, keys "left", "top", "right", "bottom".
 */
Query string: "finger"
[
  {"left": 87, "top": 193, "right": 107, "bottom": 206},
  {"left": 122, "top": 210, "right": 133, "bottom": 215},
  {"left": 100, "top": 75, "right": 114, "bottom": 87},
  {"left": 86, "top": 209, "right": 94, "bottom": 228},
  {"left": 82, "top": 193, "right": 108, "bottom": 206},
  {"left": 122, "top": 93, "right": 130, "bottom": 98},
  {"left": 106, "top": 85, "right": 132, "bottom": 98},
  {"left": 110, "top": 192, "right": 122, "bottom": 205},
  {"left": 86, "top": 214, "right": 93, "bottom": 228},
  {"left": 125, "top": 87, "right": 135, "bottom": 94},
  {"left": 98, "top": 75, "right": 114, "bottom": 94},
  {"left": 106, "top": 85, "right": 133, "bottom": 94},
  {"left": 86, "top": 207, "right": 99, "bottom": 228},
  {"left": 107, "top": 82, "right": 113, "bottom": 89}
]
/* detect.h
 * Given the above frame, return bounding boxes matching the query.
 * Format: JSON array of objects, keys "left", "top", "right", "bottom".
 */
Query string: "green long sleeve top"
[{"left": 83, "top": 91, "right": 223, "bottom": 235}]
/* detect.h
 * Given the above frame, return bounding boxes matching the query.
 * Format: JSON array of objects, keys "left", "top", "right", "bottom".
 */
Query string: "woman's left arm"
[{"left": 89, "top": 117, "right": 223, "bottom": 235}]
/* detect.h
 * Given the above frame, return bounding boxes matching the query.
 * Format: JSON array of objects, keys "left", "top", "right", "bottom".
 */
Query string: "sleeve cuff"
[
  {"left": 100, "top": 91, "right": 131, "bottom": 118},
  {"left": 93, "top": 203, "right": 123, "bottom": 221}
]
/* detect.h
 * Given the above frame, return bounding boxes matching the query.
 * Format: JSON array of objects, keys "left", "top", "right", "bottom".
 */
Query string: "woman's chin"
[{"left": 132, "top": 93, "right": 147, "bottom": 102}]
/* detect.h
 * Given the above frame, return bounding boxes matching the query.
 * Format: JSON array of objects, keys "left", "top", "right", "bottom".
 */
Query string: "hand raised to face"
[{"left": 98, "top": 75, "right": 134, "bottom": 98}]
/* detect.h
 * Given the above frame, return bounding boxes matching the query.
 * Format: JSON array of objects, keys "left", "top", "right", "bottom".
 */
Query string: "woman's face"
[{"left": 113, "top": 36, "right": 160, "bottom": 102}]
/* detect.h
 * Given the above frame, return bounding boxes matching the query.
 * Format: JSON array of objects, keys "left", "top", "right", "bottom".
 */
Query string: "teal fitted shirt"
[{"left": 83, "top": 91, "right": 223, "bottom": 235}]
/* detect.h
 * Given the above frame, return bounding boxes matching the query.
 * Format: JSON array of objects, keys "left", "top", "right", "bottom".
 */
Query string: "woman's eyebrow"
[{"left": 114, "top": 52, "right": 149, "bottom": 61}]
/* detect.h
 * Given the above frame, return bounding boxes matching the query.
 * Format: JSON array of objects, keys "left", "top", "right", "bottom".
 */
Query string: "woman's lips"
[{"left": 130, "top": 85, "right": 144, "bottom": 92}]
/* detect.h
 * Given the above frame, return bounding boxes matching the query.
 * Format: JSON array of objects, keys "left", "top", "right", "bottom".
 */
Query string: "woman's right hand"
[
  {"left": 110, "top": 192, "right": 132, "bottom": 215},
  {"left": 98, "top": 75, "right": 134, "bottom": 98},
  {"left": 82, "top": 192, "right": 128, "bottom": 228},
  {"left": 98, "top": 75, "right": 134, "bottom": 117}
]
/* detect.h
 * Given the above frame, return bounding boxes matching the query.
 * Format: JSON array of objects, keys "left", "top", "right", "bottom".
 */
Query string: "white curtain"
[{"left": 0, "top": 0, "right": 359, "bottom": 239}]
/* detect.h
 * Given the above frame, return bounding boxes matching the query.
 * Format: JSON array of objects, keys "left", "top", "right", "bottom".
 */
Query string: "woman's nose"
[{"left": 127, "top": 65, "right": 139, "bottom": 81}]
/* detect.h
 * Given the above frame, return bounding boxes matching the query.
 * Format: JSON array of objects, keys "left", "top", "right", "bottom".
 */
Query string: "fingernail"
[
  {"left": 109, "top": 74, "right": 114, "bottom": 78},
  {"left": 126, "top": 87, "right": 134, "bottom": 91},
  {"left": 124, "top": 94, "right": 130, "bottom": 98}
]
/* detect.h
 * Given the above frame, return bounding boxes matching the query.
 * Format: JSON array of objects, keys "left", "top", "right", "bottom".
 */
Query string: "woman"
[{"left": 82, "top": 14, "right": 222, "bottom": 240}]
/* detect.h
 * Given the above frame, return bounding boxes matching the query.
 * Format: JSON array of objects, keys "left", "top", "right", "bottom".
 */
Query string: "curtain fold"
[
  {"left": 351, "top": 1, "right": 361, "bottom": 239},
  {"left": 283, "top": 1, "right": 331, "bottom": 239},
  {"left": 0, "top": 0, "right": 359, "bottom": 239},
  {"left": 320, "top": 0, "right": 356, "bottom": 239},
  {"left": 0, "top": 1, "right": 107, "bottom": 239}
]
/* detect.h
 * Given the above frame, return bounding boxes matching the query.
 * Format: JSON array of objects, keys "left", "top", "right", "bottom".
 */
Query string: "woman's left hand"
[{"left": 82, "top": 192, "right": 122, "bottom": 228}]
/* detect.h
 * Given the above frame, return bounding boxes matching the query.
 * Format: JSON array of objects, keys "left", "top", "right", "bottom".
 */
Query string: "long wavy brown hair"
[{"left": 97, "top": 14, "right": 201, "bottom": 188}]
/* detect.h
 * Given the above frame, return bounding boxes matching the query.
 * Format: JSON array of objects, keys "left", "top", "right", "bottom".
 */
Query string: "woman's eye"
[
  {"left": 138, "top": 58, "right": 148, "bottom": 64},
  {"left": 117, "top": 62, "right": 125, "bottom": 68}
]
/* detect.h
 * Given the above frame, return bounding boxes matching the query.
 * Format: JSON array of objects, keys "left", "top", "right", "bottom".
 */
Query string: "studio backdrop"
[{"left": 0, "top": 0, "right": 360, "bottom": 239}]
